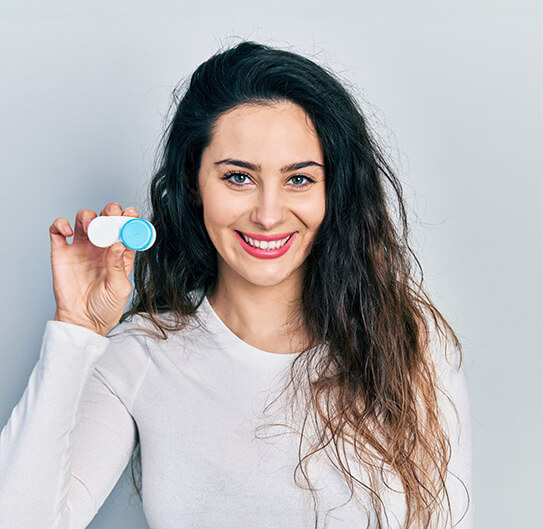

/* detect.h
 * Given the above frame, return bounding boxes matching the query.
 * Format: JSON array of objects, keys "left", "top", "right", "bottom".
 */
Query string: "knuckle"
[{"left": 50, "top": 217, "right": 64, "bottom": 230}]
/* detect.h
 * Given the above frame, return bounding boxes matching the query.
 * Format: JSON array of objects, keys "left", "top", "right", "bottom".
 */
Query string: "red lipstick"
[{"left": 234, "top": 231, "right": 297, "bottom": 260}]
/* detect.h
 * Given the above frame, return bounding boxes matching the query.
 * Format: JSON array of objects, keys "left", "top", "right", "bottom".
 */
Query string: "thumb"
[{"left": 106, "top": 242, "right": 128, "bottom": 281}]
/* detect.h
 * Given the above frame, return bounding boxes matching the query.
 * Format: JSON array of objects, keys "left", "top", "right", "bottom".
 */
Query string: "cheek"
[
  {"left": 298, "top": 195, "right": 326, "bottom": 229},
  {"left": 202, "top": 189, "right": 242, "bottom": 230}
]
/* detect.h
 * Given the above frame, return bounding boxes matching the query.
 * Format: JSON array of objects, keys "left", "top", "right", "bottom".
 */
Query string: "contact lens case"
[{"left": 87, "top": 215, "right": 156, "bottom": 251}]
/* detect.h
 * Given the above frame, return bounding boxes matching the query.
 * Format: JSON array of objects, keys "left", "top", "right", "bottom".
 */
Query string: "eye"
[{"left": 221, "top": 171, "right": 316, "bottom": 189}]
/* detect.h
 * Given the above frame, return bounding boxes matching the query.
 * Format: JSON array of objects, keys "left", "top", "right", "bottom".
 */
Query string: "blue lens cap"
[{"left": 120, "top": 218, "right": 154, "bottom": 251}]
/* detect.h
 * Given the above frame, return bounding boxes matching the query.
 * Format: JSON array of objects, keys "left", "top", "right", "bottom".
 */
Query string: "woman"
[{"left": 0, "top": 41, "right": 471, "bottom": 528}]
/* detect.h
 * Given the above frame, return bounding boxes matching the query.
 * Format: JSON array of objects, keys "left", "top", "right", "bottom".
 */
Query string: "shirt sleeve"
[
  {"left": 0, "top": 319, "right": 145, "bottom": 529},
  {"left": 431, "top": 325, "right": 473, "bottom": 529}
]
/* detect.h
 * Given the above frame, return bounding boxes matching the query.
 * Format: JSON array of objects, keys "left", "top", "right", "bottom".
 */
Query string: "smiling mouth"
[
  {"left": 235, "top": 230, "right": 295, "bottom": 248},
  {"left": 235, "top": 230, "right": 296, "bottom": 241}
]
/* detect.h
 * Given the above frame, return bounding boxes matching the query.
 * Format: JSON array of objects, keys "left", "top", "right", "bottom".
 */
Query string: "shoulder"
[
  {"left": 421, "top": 308, "right": 465, "bottom": 382},
  {"left": 92, "top": 309, "right": 207, "bottom": 396},
  {"left": 91, "top": 314, "right": 153, "bottom": 408}
]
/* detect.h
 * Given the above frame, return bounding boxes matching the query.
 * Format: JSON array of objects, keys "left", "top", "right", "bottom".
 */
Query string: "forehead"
[{"left": 207, "top": 101, "right": 323, "bottom": 162}]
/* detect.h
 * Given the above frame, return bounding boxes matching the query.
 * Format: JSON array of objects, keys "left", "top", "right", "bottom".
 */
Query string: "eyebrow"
[{"left": 214, "top": 158, "right": 325, "bottom": 173}]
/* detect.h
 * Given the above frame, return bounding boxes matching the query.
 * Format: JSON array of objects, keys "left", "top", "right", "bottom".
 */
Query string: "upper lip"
[{"left": 237, "top": 231, "right": 295, "bottom": 242}]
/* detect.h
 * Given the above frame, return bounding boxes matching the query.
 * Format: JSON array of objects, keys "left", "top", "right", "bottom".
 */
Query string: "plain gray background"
[{"left": 1, "top": 1, "right": 541, "bottom": 528}]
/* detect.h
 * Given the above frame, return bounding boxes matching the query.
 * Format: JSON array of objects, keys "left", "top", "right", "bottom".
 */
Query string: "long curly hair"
[{"left": 118, "top": 39, "right": 470, "bottom": 528}]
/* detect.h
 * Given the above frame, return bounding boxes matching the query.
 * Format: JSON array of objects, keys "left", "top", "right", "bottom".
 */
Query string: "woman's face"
[{"left": 197, "top": 100, "right": 326, "bottom": 290}]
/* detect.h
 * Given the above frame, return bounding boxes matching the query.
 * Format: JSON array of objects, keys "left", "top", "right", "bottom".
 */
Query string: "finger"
[
  {"left": 49, "top": 218, "right": 73, "bottom": 250},
  {"left": 105, "top": 241, "right": 132, "bottom": 295},
  {"left": 100, "top": 202, "right": 123, "bottom": 217},
  {"left": 121, "top": 246, "right": 136, "bottom": 278},
  {"left": 73, "top": 209, "right": 97, "bottom": 242},
  {"left": 123, "top": 206, "right": 139, "bottom": 218}
]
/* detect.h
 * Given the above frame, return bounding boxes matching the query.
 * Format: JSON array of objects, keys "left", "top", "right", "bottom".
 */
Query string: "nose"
[{"left": 249, "top": 185, "right": 286, "bottom": 230}]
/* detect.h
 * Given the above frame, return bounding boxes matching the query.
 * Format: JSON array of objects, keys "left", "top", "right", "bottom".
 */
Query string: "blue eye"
[{"left": 222, "top": 171, "right": 315, "bottom": 189}]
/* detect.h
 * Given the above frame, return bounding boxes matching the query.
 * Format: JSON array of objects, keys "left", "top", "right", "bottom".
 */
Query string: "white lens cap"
[{"left": 87, "top": 216, "right": 121, "bottom": 248}]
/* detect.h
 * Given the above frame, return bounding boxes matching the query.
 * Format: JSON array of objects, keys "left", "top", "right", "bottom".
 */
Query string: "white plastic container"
[{"left": 87, "top": 215, "right": 156, "bottom": 251}]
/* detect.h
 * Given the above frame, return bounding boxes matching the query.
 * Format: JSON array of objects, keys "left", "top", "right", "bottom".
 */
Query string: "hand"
[{"left": 50, "top": 202, "right": 139, "bottom": 337}]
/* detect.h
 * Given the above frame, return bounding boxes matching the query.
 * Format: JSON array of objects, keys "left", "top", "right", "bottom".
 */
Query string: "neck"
[{"left": 206, "top": 278, "right": 309, "bottom": 354}]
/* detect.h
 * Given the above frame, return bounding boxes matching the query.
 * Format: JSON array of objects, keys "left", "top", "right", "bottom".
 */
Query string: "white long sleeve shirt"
[{"left": 0, "top": 292, "right": 472, "bottom": 529}]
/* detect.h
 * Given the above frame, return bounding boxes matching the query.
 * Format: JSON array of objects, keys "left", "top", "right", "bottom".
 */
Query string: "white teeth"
[{"left": 241, "top": 233, "right": 291, "bottom": 250}]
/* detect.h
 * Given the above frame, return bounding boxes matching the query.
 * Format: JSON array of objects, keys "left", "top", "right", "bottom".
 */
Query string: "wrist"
[{"left": 53, "top": 311, "right": 105, "bottom": 336}]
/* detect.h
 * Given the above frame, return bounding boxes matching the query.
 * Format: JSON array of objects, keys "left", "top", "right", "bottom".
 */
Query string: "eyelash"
[{"left": 221, "top": 171, "right": 316, "bottom": 189}]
